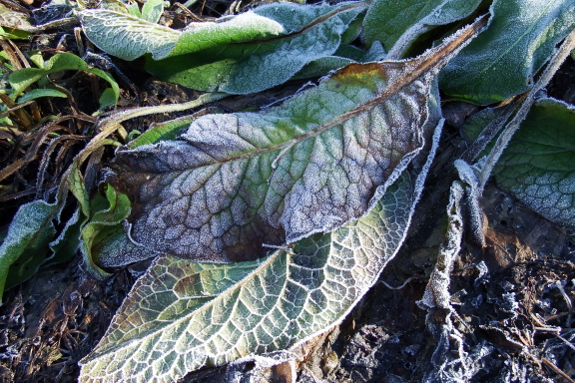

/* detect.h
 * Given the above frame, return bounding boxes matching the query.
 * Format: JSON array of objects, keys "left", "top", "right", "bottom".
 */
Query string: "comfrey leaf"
[
  {"left": 363, "top": 0, "right": 482, "bottom": 58},
  {"left": 493, "top": 98, "right": 575, "bottom": 227},
  {"left": 141, "top": 0, "right": 165, "bottom": 23},
  {"left": 440, "top": 0, "right": 575, "bottom": 105},
  {"left": 79, "top": 2, "right": 368, "bottom": 94},
  {"left": 79, "top": 114, "right": 443, "bottom": 383},
  {"left": 77, "top": 10, "right": 181, "bottom": 61},
  {"left": 108, "top": 19, "right": 486, "bottom": 263}
]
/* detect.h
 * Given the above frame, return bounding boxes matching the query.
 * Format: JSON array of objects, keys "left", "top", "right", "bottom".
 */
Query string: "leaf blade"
[
  {"left": 78, "top": 10, "right": 180, "bottom": 61},
  {"left": 145, "top": 1, "right": 367, "bottom": 94},
  {"left": 493, "top": 98, "right": 575, "bottom": 227},
  {"left": 362, "top": 0, "right": 482, "bottom": 56},
  {"left": 439, "top": 0, "right": 575, "bottom": 105},
  {"left": 0, "top": 200, "right": 57, "bottom": 301},
  {"left": 8, "top": 52, "right": 120, "bottom": 105},
  {"left": 80, "top": 121, "right": 441, "bottom": 381},
  {"left": 111, "top": 20, "right": 483, "bottom": 263}
]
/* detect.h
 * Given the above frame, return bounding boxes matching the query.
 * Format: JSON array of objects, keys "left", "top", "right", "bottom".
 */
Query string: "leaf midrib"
[{"left": 165, "top": 19, "right": 485, "bottom": 173}]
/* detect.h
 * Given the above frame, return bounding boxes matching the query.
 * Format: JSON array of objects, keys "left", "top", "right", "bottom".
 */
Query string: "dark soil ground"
[{"left": 1, "top": 1, "right": 575, "bottom": 382}]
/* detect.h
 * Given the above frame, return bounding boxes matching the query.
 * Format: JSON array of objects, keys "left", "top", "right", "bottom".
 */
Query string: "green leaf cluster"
[{"left": 8, "top": 52, "right": 120, "bottom": 109}]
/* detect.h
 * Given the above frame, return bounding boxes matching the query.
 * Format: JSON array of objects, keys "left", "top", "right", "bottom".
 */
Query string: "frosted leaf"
[
  {"left": 78, "top": 10, "right": 180, "bottom": 61},
  {"left": 109, "top": 20, "right": 484, "bottom": 263},
  {"left": 79, "top": 113, "right": 443, "bottom": 382},
  {"left": 79, "top": 2, "right": 367, "bottom": 94},
  {"left": 0, "top": 200, "right": 58, "bottom": 301},
  {"left": 144, "top": 1, "right": 367, "bottom": 94},
  {"left": 493, "top": 98, "right": 575, "bottom": 227},
  {"left": 140, "top": 0, "right": 165, "bottom": 24},
  {"left": 440, "top": 0, "right": 575, "bottom": 105},
  {"left": 362, "top": 0, "right": 482, "bottom": 57}
]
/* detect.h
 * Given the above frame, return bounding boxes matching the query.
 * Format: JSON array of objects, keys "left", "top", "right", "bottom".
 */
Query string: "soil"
[{"left": 1, "top": 1, "right": 575, "bottom": 383}]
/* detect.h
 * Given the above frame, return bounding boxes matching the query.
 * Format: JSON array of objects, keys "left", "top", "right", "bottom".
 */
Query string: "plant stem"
[{"left": 77, "top": 92, "right": 228, "bottom": 165}]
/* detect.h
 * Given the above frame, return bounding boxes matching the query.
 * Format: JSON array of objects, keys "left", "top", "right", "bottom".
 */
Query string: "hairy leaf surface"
[
  {"left": 79, "top": 115, "right": 442, "bottom": 382},
  {"left": 465, "top": 98, "right": 575, "bottom": 227},
  {"left": 494, "top": 98, "right": 575, "bottom": 227},
  {"left": 109, "top": 21, "right": 484, "bottom": 263},
  {"left": 79, "top": 2, "right": 366, "bottom": 94},
  {"left": 440, "top": 0, "right": 575, "bottom": 105},
  {"left": 141, "top": 0, "right": 165, "bottom": 23},
  {"left": 78, "top": 10, "right": 181, "bottom": 61},
  {"left": 362, "top": 0, "right": 482, "bottom": 57},
  {"left": 0, "top": 200, "right": 57, "bottom": 301}
]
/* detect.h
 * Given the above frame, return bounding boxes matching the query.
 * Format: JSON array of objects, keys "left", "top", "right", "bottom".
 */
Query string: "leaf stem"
[
  {"left": 77, "top": 92, "right": 229, "bottom": 165},
  {"left": 459, "top": 100, "right": 517, "bottom": 163},
  {"left": 60, "top": 92, "right": 229, "bottom": 194},
  {"left": 477, "top": 27, "right": 575, "bottom": 193}
]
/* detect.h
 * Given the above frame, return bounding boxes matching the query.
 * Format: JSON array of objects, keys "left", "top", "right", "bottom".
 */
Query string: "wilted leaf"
[
  {"left": 363, "top": 0, "right": 482, "bottom": 57},
  {"left": 79, "top": 114, "right": 442, "bottom": 381},
  {"left": 0, "top": 9, "right": 35, "bottom": 32},
  {"left": 440, "top": 0, "right": 575, "bottom": 105},
  {"left": 493, "top": 98, "right": 575, "bottom": 227},
  {"left": 80, "top": 2, "right": 367, "bottom": 94},
  {"left": 109, "top": 19, "right": 485, "bottom": 263}
]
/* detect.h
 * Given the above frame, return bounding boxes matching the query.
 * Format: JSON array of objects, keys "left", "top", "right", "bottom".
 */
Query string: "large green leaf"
[
  {"left": 79, "top": 2, "right": 367, "bottom": 94},
  {"left": 440, "top": 0, "right": 575, "bottom": 105},
  {"left": 79, "top": 117, "right": 442, "bottom": 382},
  {"left": 109, "top": 21, "right": 484, "bottom": 263},
  {"left": 493, "top": 98, "right": 575, "bottom": 227},
  {"left": 77, "top": 10, "right": 181, "bottom": 61},
  {"left": 362, "top": 0, "right": 482, "bottom": 56}
]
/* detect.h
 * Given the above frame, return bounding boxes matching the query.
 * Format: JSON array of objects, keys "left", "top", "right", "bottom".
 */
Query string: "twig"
[
  {"left": 555, "top": 281, "right": 573, "bottom": 328},
  {"left": 380, "top": 276, "right": 414, "bottom": 290},
  {"left": 555, "top": 333, "right": 575, "bottom": 352},
  {"left": 542, "top": 357, "right": 575, "bottom": 383}
]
